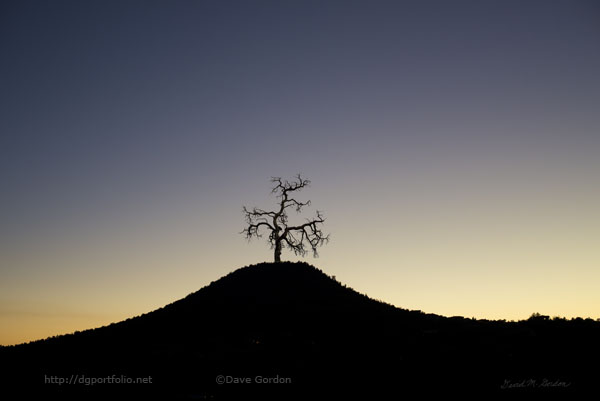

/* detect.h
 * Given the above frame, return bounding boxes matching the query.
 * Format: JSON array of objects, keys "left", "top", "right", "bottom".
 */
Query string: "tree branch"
[
  {"left": 281, "top": 210, "right": 329, "bottom": 257},
  {"left": 241, "top": 221, "right": 274, "bottom": 239},
  {"left": 283, "top": 197, "right": 311, "bottom": 212}
]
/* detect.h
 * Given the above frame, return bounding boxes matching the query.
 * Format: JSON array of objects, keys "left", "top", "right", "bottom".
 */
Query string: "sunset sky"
[{"left": 1, "top": 0, "right": 599, "bottom": 345}]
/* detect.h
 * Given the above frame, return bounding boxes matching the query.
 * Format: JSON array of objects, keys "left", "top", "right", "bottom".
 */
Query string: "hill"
[{"left": 1, "top": 262, "right": 598, "bottom": 399}]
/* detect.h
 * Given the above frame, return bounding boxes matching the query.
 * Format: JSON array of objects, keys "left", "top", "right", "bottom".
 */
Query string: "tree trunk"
[{"left": 274, "top": 238, "right": 282, "bottom": 262}]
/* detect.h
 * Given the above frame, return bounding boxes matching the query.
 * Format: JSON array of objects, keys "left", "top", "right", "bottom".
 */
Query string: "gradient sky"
[{"left": 1, "top": 0, "right": 599, "bottom": 345}]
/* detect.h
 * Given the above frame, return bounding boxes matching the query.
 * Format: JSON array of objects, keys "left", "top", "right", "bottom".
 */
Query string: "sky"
[{"left": 1, "top": 0, "right": 599, "bottom": 345}]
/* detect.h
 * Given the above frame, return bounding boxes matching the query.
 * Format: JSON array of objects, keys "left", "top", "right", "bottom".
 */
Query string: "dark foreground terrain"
[{"left": 1, "top": 262, "right": 598, "bottom": 399}]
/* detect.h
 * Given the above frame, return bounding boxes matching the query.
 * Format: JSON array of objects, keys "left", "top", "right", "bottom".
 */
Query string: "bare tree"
[{"left": 242, "top": 174, "right": 330, "bottom": 263}]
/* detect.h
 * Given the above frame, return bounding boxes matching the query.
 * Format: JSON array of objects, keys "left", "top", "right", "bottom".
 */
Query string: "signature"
[{"left": 501, "top": 378, "right": 571, "bottom": 390}]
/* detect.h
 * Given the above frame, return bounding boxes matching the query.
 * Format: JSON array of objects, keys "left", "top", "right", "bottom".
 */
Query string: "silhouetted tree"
[{"left": 242, "top": 174, "right": 329, "bottom": 262}]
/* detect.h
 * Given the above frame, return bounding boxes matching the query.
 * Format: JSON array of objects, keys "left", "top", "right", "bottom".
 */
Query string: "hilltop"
[{"left": 1, "top": 262, "right": 598, "bottom": 399}]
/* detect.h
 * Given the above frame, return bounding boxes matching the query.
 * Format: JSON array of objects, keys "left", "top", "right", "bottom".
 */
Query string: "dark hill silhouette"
[{"left": 1, "top": 262, "right": 599, "bottom": 400}]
